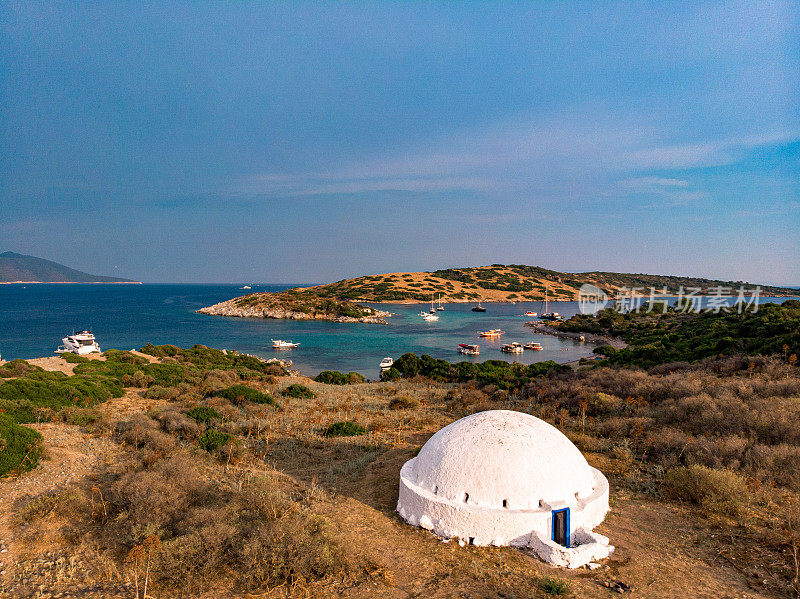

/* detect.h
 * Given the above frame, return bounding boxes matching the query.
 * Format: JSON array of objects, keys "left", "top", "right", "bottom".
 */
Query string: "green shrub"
[
  {"left": 139, "top": 343, "right": 180, "bottom": 357},
  {"left": 213, "top": 384, "right": 277, "bottom": 406},
  {"left": 323, "top": 421, "right": 366, "bottom": 437},
  {"left": 103, "top": 349, "right": 147, "bottom": 365},
  {"left": 186, "top": 406, "right": 222, "bottom": 424},
  {"left": 0, "top": 371, "right": 123, "bottom": 423},
  {"left": 593, "top": 345, "right": 617, "bottom": 357},
  {"left": 540, "top": 576, "right": 570, "bottom": 595},
  {"left": 0, "top": 414, "right": 43, "bottom": 476},
  {"left": 281, "top": 384, "right": 316, "bottom": 399},
  {"left": 198, "top": 428, "right": 232, "bottom": 451},
  {"left": 315, "top": 371, "right": 366, "bottom": 385},
  {"left": 664, "top": 465, "right": 748, "bottom": 519},
  {"left": 73, "top": 360, "right": 186, "bottom": 387},
  {"left": 379, "top": 367, "right": 401, "bottom": 381},
  {"left": 61, "top": 353, "right": 89, "bottom": 364},
  {"left": 0, "top": 359, "right": 42, "bottom": 379}
]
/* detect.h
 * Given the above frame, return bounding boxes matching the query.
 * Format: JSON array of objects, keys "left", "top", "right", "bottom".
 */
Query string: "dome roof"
[{"left": 410, "top": 410, "right": 595, "bottom": 509}]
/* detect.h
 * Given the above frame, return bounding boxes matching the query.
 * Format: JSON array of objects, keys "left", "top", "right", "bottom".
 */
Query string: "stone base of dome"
[{"left": 529, "top": 528, "right": 614, "bottom": 568}]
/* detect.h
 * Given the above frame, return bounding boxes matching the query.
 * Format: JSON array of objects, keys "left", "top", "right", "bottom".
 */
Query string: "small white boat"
[
  {"left": 524, "top": 311, "right": 538, "bottom": 317},
  {"left": 524, "top": 342, "right": 543, "bottom": 350},
  {"left": 272, "top": 339, "right": 299, "bottom": 349},
  {"left": 478, "top": 329, "right": 504, "bottom": 337},
  {"left": 501, "top": 342, "right": 524, "bottom": 354},
  {"left": 437, "top": 294, "right": 445, "bottom": 311},
  {"left": 241, "top": 285, "right": 252, "bottom": 290},
  {"left": 420, "top": 312, "right": 439, "bottom": 321},
  {"left": 457, "top": 343, "right": 480, "bottom": 356},
  {"left": 380, "top": 357, "right": 394, "bottom": 369},
  {"left": 56, "top": 331, "right": 100, "bottom": 355}
]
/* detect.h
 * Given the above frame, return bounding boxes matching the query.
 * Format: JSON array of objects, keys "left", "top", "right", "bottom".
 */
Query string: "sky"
[{"left": 1, "top": 1, "right": 798, "bottom": 284}]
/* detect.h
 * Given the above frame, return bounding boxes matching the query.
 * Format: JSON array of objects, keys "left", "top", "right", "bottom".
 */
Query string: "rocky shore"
[
  {"left": 524, "top": 322, "right": 628, "bottom": 349},
  {"left": 197, "top": 297, "right": 392, "bottom": 324}
]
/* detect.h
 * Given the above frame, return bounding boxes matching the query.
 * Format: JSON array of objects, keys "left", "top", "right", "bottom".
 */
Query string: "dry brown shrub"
[
  {"left": 151, "top": 407, "right": 201, "bottom": 439},
  {"left": 664, "top": 465, "right": 748, "bottom": 519},
  {"left": 389, "top": 396, "right": 420, "bottom": 410},
  {"left": 203, "top": 368, "right": 240, "bottom": 391},
  {"left": 115, "top": 415, "right": 175, "bottom": 452}
]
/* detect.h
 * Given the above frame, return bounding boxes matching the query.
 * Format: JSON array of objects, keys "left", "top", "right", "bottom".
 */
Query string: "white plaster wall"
[
  {"left": 411, "top": 411, "right": 596, "bottom": 509},
  {"left": 398, "top": 459, "right": 610, "bottom": 550}
]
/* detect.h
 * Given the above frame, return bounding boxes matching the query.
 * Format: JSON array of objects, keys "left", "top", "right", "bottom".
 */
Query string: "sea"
[{"left": 0, "top": 284, "right": 797, "bottom": 378}]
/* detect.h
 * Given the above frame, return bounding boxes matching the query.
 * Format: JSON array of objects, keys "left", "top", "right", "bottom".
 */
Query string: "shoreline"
[{"left": 524, "top": 322, "right": 628, "bottom": 349}]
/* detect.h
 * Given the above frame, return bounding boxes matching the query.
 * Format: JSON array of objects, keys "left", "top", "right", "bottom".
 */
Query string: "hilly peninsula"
[
  {"left": 197, "top": 264, "right": 798, "bottom": 322},
  {"left": 0, "top": 251, "right": 140, "bottom": 284}
]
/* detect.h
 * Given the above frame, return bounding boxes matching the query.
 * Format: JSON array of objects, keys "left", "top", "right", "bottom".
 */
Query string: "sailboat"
[
  {"left": 429, "top": 296, "right": 436, "bottom": 314},
  {"left": 539, "top": 285, "right": 563, "bottom": 321},
  {"left": 437, "top": 294, "right": 444, "bottom": 311}
]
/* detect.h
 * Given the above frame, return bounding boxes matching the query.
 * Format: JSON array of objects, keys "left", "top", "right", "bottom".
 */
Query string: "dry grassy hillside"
[
  {"left": 299, "top": 264, "right": 797, "bottom": 303},
  {"left": 1, "top": 344, "right": 799, "bottom": 597}
]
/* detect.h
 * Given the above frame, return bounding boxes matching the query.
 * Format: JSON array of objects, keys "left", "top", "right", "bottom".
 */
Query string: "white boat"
[
  {"left": 380, "top": 357, "right": 394, "bottom": 369},
  {"left": 524, "top": 311, "right": 538, "bottom": 317},
  {"left": 272, "top": 339, "right": 299, "bottom": 349},
  {"left": 241, "top": 285, "right": 252, "bottom": 290},
  {"left": 56, "top": 331, "right": 100, "bottom": 355},
  {"left": 457, "top": 343, "right": 480, "bottom": 356},
  {"left": 500, "top": 342, "right": 524, "bottom": 354},
  {"left": 437, "top": 294, "right": 444, "bottom": 311},
  {"left": 420, "top": 311, "right": 439, "bottom": 321},
  {"left": 478, "top": 328, "right": 504, "bottom": 337},
  {"left": 524, "top": 342, "right": 543, "bottom": 350}
]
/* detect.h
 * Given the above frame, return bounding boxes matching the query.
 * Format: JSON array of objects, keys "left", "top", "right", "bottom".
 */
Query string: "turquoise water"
[
  {"left": 1, "top": 284, "right": 796, "bottom": 378},
  {"left": 0, "top": 284, "right": 593, "bottom": 377}
]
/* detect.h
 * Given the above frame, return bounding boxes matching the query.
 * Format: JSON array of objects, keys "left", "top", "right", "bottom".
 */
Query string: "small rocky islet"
[{"left": 197, "top": 289, "right": 392, "bottom": 324}]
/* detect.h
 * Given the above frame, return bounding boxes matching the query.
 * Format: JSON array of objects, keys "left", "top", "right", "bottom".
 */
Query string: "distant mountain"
[{"left": 0, "top": 251, "right": 140, "bottom": 283}]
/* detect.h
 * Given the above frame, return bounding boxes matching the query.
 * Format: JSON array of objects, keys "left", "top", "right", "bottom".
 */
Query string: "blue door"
[{"left": 552, "top": 508, "right": 570, "bottom": 547}]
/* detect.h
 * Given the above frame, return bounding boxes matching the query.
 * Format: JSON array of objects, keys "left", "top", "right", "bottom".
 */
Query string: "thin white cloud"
[{"left": 231, "top": 113, "right": 798, "bottom": 203}]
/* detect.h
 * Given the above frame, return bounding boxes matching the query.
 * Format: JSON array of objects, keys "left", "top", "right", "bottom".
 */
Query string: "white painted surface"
[{"left": 397, "top": 410, "right": 612, "bottom": 568}]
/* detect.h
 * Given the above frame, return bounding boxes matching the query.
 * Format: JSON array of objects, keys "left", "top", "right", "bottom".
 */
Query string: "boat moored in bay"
[
  {"left": 501, "top": 342, "right": 524, "bottom": 353},
  {"left": 56, "top": 331, "right": 101, "bottom": 355},
  {"left": 272, "top": 339, "right": 300, "bottom": 349},
  {"left": 457, "top": 343, "right": 480, "bottom": 356}
]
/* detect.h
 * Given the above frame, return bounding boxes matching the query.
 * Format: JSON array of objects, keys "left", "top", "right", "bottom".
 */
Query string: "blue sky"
[{"left": 1, "top": 1, "right": 798, "bottom": 284}]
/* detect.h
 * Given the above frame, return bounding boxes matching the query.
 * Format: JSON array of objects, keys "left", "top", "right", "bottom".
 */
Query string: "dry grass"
[{"left": 5, "top": 353, "right": 800, "bottom": 597}]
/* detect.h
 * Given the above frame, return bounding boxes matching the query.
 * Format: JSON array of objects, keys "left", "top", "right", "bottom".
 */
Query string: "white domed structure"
[{"left": 397, "top": 410, "right": 613, "bottom": 568}]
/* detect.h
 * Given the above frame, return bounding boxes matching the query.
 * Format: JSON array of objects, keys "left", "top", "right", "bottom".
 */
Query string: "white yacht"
[
  {"left": 272, "top": 339, "right": 299, "bottom": 349},
  {"left": 500, "top": 342, "right": 524, "bottom": 354},
  {"left": 420, "top": 311, "right": 439, "bottom": 321},
  {"left": 380, "top": 357, "right": 394, "bottom": 369},
  {"left": 56, "top": 331, "right": 100, "bottom": 355}
]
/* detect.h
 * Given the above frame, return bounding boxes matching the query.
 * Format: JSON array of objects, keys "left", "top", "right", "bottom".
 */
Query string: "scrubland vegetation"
[
  {"left": 301, "top": 264, "right": 798, "bottom": 303},
  {"left": 562, "top": 300, "right": 800, "bottom": 367},
  {"left": 2, "top": 303, "right": 800, "bottom": 596}
]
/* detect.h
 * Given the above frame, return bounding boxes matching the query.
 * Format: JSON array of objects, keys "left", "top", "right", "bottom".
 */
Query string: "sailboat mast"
[{"left": 544, "top": 285, "right": 548, "bottom": 314}]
